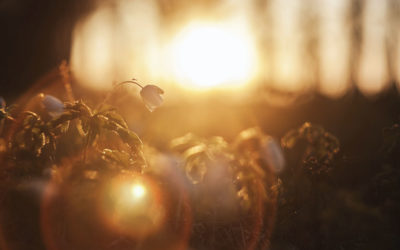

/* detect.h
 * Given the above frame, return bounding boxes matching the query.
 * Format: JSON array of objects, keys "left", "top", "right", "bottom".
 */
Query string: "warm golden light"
[
  {"left": 97, "top": 174, "right": 166, "bottom": 238},
  {"left": 170, "top": 22, "right": 257, "bottom": 90},
  {"left": 131, "top": 184, "right": 146, "bottom": 199}
]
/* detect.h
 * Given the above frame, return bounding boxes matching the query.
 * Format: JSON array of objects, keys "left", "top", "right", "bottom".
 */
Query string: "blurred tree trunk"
[
  {"left": 386, "top": 0, "right": 400, "bottom": 84},
  {"left": 348, "top": 0, "right": 364, "bottom": 87},
  {"left": 301, "top": 0, "right": 320, "bottom": 88}
]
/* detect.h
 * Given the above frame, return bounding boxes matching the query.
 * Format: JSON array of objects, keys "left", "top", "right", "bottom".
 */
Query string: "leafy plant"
[
  {"left": 281, "top": 122, "right": 340, "bottom": 175},
  {"left": 0, "top": 97, "right": 16, "bottom": 135},
  {"left": 0, "top": 76, "right": 161, "bottom": 182},
  {"left": 171, "top": 127, "right": 282, "bottom": 212}
]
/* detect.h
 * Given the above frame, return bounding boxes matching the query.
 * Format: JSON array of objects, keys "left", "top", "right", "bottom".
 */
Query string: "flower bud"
[
  {"left": 41, "top": 94, "right": 64, "bottom": 118},
  {"left": 261, "top": 137, "right": 285, "bottom": 173},
  {"left": 140, "top": 85, "right": 164, "bottom": 112}
]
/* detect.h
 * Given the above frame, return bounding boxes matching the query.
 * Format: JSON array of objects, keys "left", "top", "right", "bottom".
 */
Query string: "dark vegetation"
[{"left": 0, "top": 71, "right": 400, "bottom": 249}]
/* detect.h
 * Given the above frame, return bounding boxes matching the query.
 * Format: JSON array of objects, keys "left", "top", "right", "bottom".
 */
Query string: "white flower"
[
  {"left": 261, "top": 137, "right": 285, "bottom": 173},
  {"left": 41, "top": 94, "right": 64, "bottom": 118},
  {"left": 140, "top": 85, "right": 164, "bottom": 112}
]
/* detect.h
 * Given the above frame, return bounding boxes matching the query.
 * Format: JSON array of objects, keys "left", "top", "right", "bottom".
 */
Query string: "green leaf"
[
  {"left": 170, "top": 133, "right": 200, "bottom": 153},
  {"left": 185, "top": 157, "right": 208, "bottom": 184},
  {"left": 183, "top": 144, "right": 207, "bottom": 160},
  {"left": 101, "top": 149, "right": 133, "bottom": 168},
  {"left": 59, "top": 120, "right": 70, "bottom": 134},
  {"left": 182, "top": 144, "right": 209, "bottom": 184},
  {"left": 103, "top": 111, "right": 128, "bottom": 129},
  {"left": 76, "top": 119, "right": 89, "bottom": 136},
  {"left": 281, "top": 129, "right": 300, "bottom": 148},
  {"left": 115, "top": 126, "right": 143, "bottom": 150},
  {"left": 49, "top": 110, "right": 79, "bottom": 127},
  {"left": 99, "top": 116, "right": 142, "bottom": 150},
  {"left": 22, "top": 112, "right": 39, "bottom": 128},
  {"left": 66, "top": 100, "right": 93, "bottom": 117},
  {"left": 33, "top": 132, "right": 46, "bottom": 156}
]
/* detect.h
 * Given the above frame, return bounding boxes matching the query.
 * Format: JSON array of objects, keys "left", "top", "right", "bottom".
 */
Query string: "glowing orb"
[
  {"left": 131, "top": 184, "right": 146, "bottom": 199},
  {"left": 170, "top": 23, "right": 257, "bottom": 90},
  {"left": 96, "top": 175, "right": 167, "bottom": 238}
]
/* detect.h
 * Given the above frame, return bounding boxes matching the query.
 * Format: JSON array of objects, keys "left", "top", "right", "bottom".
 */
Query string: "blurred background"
[
  {"left": 1, "top": 0, "right": 400, "bottom": 97},
  {"left": 1, "top": 0, "right": 400, "bottom": 147},
  {"left": 1, "top": 1, "right": 400, "bottom": 249}
]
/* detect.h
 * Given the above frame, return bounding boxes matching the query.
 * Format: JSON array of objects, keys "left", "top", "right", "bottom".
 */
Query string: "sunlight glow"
[
  {"left": 131, "top": 184, "right": 146, "bottom": 199},
  {"left": 170, "top": 23, "right": 257, "bottom": 90},
  {"left": 357, "top": 0, "right": 389, "bottom": 95},
  {"left": 70, "top": 0, "right": 396, "bottom": 97},
  {"left": 98, "top": 175, "right": 166, "bottom": 238}
]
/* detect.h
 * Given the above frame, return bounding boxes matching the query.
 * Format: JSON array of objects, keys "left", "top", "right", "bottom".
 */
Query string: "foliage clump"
[
  {"left": 282, "top": 122, "right": 339, "bottom": 175},
  {"left": 171, "top": 128, "right": 282, "bottom": 211},
  {"left": 1, "top": 74, "right": 400, "bottom": 249}
]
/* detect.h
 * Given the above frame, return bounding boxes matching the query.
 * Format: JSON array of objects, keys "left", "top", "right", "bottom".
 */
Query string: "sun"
[
  {"left": 170, "top": 22, "right": 257, "bottom": 90},
  {"left": 131, "top": 183, "right": 146, "bottom": 199}
]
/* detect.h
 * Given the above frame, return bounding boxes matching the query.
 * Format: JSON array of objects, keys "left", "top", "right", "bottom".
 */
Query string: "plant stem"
[
  {"left": 98, "top": 79, "right": 143, "bottom": 110},
  {"left": 114, "top": 79, "right": 144, "bottom": 89}
]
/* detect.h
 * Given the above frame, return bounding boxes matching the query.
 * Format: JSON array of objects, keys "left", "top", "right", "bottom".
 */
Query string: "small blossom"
[
  {"left": 261, "top": 137, "right": 285, "bottom": 173},
  {"left": 41, "top": 94, "right": 64, "bottom": 118},
  {"left": 140, "top": 85, "right": 164, "bottom": 112}
]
